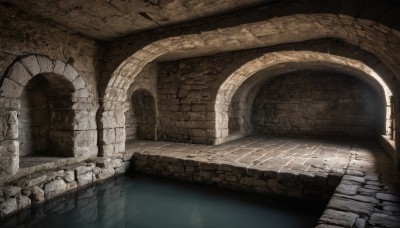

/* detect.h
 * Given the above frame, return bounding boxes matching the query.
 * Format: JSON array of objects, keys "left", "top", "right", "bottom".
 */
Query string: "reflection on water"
[{"left": 0, "top": 174, "right": 324, "bottom": 228}]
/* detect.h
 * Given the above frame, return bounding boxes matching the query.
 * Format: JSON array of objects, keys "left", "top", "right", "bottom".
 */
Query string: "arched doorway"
[{"left": 126, "top": 89, "right": 157, "bottom": 141}]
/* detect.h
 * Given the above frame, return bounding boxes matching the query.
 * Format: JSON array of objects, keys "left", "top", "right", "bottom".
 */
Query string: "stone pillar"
[
  {"left": 0, "top": 99, "right": 19, "bottom": 178},
  {"left": 214, "top": 102, "right": 230, "bottom": 144},
  {"left": 97, "top": 103, "right": 126, "bottom": 157}
]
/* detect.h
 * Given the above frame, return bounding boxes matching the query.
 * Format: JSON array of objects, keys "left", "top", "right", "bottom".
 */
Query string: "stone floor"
[
  {"left": 127, "top": 136, "right": 357, "bottom": 176},
  {"left": 126, "top": 135, "right": 400, "bottom": 227}
]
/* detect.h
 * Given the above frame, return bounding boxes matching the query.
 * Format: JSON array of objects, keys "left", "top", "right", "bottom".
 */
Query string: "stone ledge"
[
  {"left": 131, "top": 152, "right": 338, "bottom": 201},
  {"left": 0, "top": 155, "right": 132, "bottom": 218}
]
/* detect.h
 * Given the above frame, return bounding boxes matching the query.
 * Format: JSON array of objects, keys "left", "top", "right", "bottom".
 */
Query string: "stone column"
[
  {"left": 214, "top": 102, "right": 230, "bottom": 144},
  {"left": 0, "top": 98, "right": 19, "bottom": 178},
  {"left": 97, "top": 102, "right": 126, "bottom": 157}
]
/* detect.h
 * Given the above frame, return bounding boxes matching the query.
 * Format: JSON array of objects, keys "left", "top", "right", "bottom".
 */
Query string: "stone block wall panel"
[
  {"left": 251, "top": 71, "right": 383, "bottom": 138},
  {"left": 0, "top": 5, "right": 100, "bottom": 178},
  {"left": 0, "top": 155, "right": 131, "bottom": 218}
]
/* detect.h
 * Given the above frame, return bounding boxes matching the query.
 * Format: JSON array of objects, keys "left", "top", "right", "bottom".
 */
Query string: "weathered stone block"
[
  {"left": 72, "top": 77, "right": 85, "bottom": 90},
  {"left": 319, "top": 209, "right": 358, "bottom": 227},
  {"left": 63, "top": 64, "right": 78, "bottom": 82},
  {"left": 29, "top": 186, "right": 44, "bottom": 204},
  {"left": 8, "top": 61, "right": 32, "bottom": 86},
  {"left": 99, "top": 129, "right": 115, "bottom": 145},
  {"left": 53, "top": 60, "right": 66, "bottom": 75},
  {"left": 97, "top": 110, "right": 117, "bottom": 129},
  {"left": 335, "top": 184, "right": 358, "bottom": 196},
  {"left": 328, "top": 197, "right": 375, "bottom": 216},
  {"left": 44, "top": 179, "right": 67, "bottom": 199},
  {"left": 96, "top": 168, "right": 115, "bottom": 180},
  {"left": 17, "top": 195, "right": 30, "bottom": 209},
  {"left": 0, "top": 198, "right": 17, "bottom": 216},
  {"left": 64, "top": 170, "right": 75, "bottom": 183},
  {"left": 115, "top": 127, "right": 125, "bottom": 143},
  {"left": 25, "top": 175, "right": 47, "bottom": 187},
  {"left": 20, "top": 55, "right": 40, "bottom": 76},
  {"left": 0, "top": 78, "right": 23, "bottom": 98},
  {"left": 37, "top": 56, "right": 54, "bottom": 73},
  {"left": 3, "top": 186, "right": 21, "bottom": 198},
  {"left": 0, "top": 111, "right": 18, "bottom": 141},
  {"left": 376, "top": 193, "right": 400, "bottom": 202},
  {"left": 0, "top": 140, "right": 19, "bottom": 177},
  {"left": 73, "top": 110, "right": 97, "bottom": 130},
  {"left": 368, "top": 213, "right": 400, "bottom": 227},
  {"left": 77, "top": 172, "right": 93, "bottom": 186}
]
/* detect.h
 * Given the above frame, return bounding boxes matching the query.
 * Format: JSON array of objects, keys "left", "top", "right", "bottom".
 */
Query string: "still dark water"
[{"left": 1, "top": 174, "right": 324, "bottom": 228}]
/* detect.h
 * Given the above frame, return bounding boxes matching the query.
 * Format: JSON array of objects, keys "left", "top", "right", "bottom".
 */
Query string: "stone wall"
[
  {"left": 0, "top": 154, "right": 131, "bottom": 218},
  {"left": 131, "top": 153, "right": 338, "bottom": 201},
  {"left": 157, "top": 55, "right": 236, "bottom": 144},
  {"left": 0, "top": 176, "right": 127, "bottom": 228},
  {"left": 125, "top": 64, "right": 159, "bottom": 141},
  {"left": 252, "top": 72, "right": 383, "bottom": 138},
  {"left": 0, "top": 5, "right": 101, "bottom": 177}
]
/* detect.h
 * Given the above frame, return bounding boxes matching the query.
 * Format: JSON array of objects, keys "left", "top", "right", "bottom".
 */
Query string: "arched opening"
[
  {"left": 215, "top": 51, "right": 394, "bottom": 146},
  {"left": 125, "top": 89, "right": 157, "bottom": 141},
  {"left": 19, "top": 73, "right": 75, "bottom": 158},
  {"left": 19, "top": 75, "right": 50, "bottom": 156},
  {"left": 0, "top": 55, "right": 95, "bottom": 176},
  {"left": 250, "top": 71, "right": 385, "bottom": 138}
]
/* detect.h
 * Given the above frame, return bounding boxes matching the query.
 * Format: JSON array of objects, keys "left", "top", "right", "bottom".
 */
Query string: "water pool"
[{"left": 0, "top": 174, "right": 324, "bottom": 228}]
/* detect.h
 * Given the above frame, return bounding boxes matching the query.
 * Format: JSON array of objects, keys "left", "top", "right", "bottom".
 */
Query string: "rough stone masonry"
[{"left": 1, "top": 1, "right": 400, "bottom": 227}]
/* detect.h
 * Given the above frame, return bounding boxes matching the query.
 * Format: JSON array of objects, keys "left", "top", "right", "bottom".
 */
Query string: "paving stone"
[
  {"left": 368, "top": 213, "right": 400, "bottom": 227},
  {"left": 364, "top": 185, "right": 381, "bottom": 190},
  {"left": 342, "top": 175, "right": 365, "bottom": 183},
  {"left": 346, "top": 170, "right": 365, "bottom": 177},
  {"left": 364, "top": 174, "right": 379, "bottom": 181},
  {"left": 319, "top": 209, "right": 358, "bottom": 227},
  {"left": 316, "top": 225, "right": 344, "bottom": 228},
  {"left": 328, "top": 197, "right": 375, "bottom": 216},
  {"left": 358, "top": 188, "right": 378, "bottom": 197},
  {"left": 335, "top": 184, "right": 359, "bottom": 196},
  {"left": 354, "top": 217, "right": 366, "bottom": 228},
  {"left": 376, "top": 193, "right": 400, "bottom": 203},
  {"left": 334, "top": 193, "right": 380, "bottom": 204}
]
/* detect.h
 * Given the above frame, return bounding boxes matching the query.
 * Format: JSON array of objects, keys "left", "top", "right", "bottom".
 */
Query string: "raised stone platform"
[{"left": 126, "top": 136, "right": 400, "bottom": 228}]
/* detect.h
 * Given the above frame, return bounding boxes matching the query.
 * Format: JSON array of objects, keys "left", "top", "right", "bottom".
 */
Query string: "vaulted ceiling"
[{"left": 5, "top": 0, "right": 272, "bottom": 40}]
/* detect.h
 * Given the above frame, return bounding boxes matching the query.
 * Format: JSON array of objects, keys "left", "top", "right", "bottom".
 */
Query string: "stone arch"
[
  {"left": 215, "top": 51, "right": 393, "bottom": 144},
  {"left": 0, "top": 55, "right": 96, "bottom": 176},
  {"left": 103, "top": 14, "right": 400, "bottom": 106},
  {"left": 99, "top": 13, "right": 400, "bottom": 156},
  {"left": 228, "top": 62, "right": 389, "bottom": 138}
]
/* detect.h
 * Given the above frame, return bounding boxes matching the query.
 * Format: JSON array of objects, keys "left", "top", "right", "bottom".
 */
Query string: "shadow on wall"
[
  {"left": 19, "top": 74, "right": 76, "bottom": 157},
  {"left": 250, "top": 71, "right": 385, "bottom": 138},
  {"left": 125, "top": 89, "right": 157, "bottom": 141}
]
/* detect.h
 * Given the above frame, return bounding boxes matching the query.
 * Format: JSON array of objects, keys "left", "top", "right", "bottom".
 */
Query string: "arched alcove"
[
  {"left": 0, "top": 55, "right": 96, "bottom": 176},
  {"left": 125, "top": 89, "right": 157, "bottom": 141},
  {"left": 132, "top": 90, "right": 157, "bottom": 140},
  {"left": 215, "top": 51, "right": 393, "bottom": 145},
  {"left": 18, "top": 73, "right": 76, "bottom": 157},
  {"left": 250, "top": 70, "right": 385, "bottom": 138}
]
